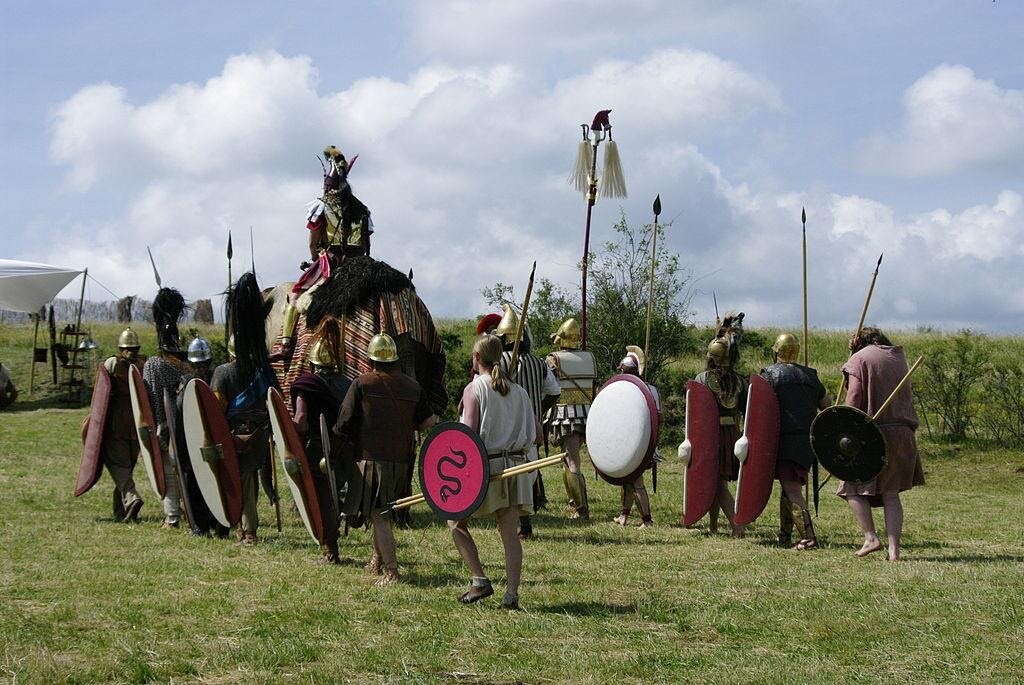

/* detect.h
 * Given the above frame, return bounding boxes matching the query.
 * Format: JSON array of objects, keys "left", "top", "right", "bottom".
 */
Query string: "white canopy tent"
[
  {"left": 0, "top": 259, "right": 87, "bottom": 399},
  {"left": 0, "top": 258, "right": 83, "bottom": 314}
]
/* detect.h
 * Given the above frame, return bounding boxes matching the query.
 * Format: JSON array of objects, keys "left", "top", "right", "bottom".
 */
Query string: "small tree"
[
  {"left": 482, "top": 212, "right": 694, "bottom": 385},
  {"left": 917, "top": 330, "right": 990, "bottom": 441}
]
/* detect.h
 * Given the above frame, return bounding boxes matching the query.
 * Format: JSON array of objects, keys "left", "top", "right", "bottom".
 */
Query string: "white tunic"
[{"left": 460, "top": 373, "right": 537, "bottom": 515}]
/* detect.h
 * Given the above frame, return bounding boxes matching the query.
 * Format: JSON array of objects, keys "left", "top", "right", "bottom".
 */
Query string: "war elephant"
[{"left": 263, "top": 255, "right": 447, "bottom": 416}]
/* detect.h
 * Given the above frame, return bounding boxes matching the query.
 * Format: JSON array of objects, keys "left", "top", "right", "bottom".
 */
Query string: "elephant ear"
[{"left": 395, "top": 333, "right": 448, "bottom": 416}]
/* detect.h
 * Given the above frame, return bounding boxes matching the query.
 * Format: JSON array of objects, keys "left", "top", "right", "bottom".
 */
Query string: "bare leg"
[
  {"left": 716, "top": 481, "right": 744, "bottom": 537},
  {"left": 448, "top": 519, "right": 485, "bottom": 578},
  {"left": 370, "top": 511, "right": 399, "bottom": 584},
  {"left": 846, "top": 494, "right": 883, "bottom": 557},
  {"left": 881, "top": 493, "right": 904, "bottom": 561},
  {"left": 497, "top": 507, "right": 523, "bottom": 600},
  {"left": 614, "top": 485, "right": 634, "bottom": 525}
]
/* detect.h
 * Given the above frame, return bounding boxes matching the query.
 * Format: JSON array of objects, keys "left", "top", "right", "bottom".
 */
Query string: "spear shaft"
[
  {"left": 225, "top": 231, "right": 233, "bottom": 348},
  {"left": 801, "top": 208, "right": 808, "bottom": 367},
  {"left": 508, "top": 261, "right": 537, "bottom": 379},
  {"left": 644, "top": 195, "right": 661, "bottom": 372},
  {"left": 580, "top": 134, "right": 600, "bottom": 349},
  {"left": 835, "top": 253, "right": 884, "bottom": 405}
]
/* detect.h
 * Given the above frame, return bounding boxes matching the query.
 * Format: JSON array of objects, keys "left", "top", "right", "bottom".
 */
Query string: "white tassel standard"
[
  {"left": 600, "top": 139, "right": 627, "bottom": 199},
  {"left": 568, "top": 140, "right": 593, "bottom": 193}
]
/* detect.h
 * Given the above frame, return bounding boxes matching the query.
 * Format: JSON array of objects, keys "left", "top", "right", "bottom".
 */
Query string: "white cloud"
[
  {"left": 40, "top": 49, "right": 1023, "bottom": 333},
  {"left": 43, "top": 48, "right": 778, "bottom": 319},
  {"left": 858, "top": 64, "right": 1024, "bottom": 176}
]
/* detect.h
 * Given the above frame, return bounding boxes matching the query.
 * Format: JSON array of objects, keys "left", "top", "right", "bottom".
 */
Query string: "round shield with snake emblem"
[{"left": 418, "top": 421, "right": 490, "bottom": 520}]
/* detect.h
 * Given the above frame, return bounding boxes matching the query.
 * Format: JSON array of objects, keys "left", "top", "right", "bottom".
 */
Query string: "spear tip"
[
  {"left": 877, "top": 252, "right": 884, "bottom": 267},
  {"left": 801, "top": 206, "right": 806, "bottom": 224},
  {"left": 653, "top": 194, "right": 662, "bottom": 216}
]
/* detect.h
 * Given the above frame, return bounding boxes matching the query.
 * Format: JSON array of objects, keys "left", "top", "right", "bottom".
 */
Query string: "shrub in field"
[
  {"left": 975, "top": 358, "right": 1024, "bottom": 447},
  {"left": 917, "top": 330, "right": 990, "bottom": 441}
]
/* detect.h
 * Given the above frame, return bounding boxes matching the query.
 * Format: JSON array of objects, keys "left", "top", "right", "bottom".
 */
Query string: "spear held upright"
[
  {"left": 801, "top": 208, "right": 808, "bottom": 367},
  {"left": 225, "top": 230, "right": 233, "bottom": 348},
  {"left": 508, "top": 261, "right": 537, "bottom": 379},
  {"left": 834, "top": 253, "right": 884, "bottom": 405},
  {"left": 643, "top": 195, "right": 661, "bottom": 367}
]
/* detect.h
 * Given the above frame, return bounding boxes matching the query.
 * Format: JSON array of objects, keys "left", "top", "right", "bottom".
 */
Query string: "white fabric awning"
[{"left": 0, "top": 259, "right": 83, "bottom": 314}]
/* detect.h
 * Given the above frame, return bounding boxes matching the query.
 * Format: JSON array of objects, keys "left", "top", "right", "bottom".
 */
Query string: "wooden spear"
[
  {"left": 834, "top": 253, "right": 883, "bottom": 405},
  {"left": 644, "top": 195, "right": 661, "bottom": 368}
]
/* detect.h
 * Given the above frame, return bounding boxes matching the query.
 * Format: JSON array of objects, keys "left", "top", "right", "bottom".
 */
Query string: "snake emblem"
[{"left": 437, "top": 445, "right": 468, "bottom": 503}]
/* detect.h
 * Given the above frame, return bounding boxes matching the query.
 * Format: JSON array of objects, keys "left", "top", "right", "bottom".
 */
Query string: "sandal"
[
  {"left": 795, "top": 538, "right": 818, "bottom": 551},
  {"left": 458, "top": 583, "right": 494, "bottom": 604}
]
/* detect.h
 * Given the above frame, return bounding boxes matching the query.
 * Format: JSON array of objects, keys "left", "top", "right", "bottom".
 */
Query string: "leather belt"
[
  {"left": 488, "top": 449, "right": 527, "bottom": 459},
  {"left": 719, "top": 417, "right": 736, "bottom": 426}
]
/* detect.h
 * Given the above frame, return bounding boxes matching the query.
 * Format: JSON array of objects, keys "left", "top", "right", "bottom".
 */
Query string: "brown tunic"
[
  {"left": 836, "top": 345, "right": 925, "bottom": 505},
  {"left": 334, "top": 370, "right": 432, "bottom": 521}
]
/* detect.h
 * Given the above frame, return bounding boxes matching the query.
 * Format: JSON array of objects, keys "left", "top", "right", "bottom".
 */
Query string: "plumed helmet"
[
  {"left": 476, "top": 313, "right": 503, "bottom": 336},
  {"left": 117, "top": 327, "right": 140, "bottom": 349},
  {"left": 367, "top": 332, "right": 398, "bottom": 363},
  {"left": 307, "top": 338, "right": 336, "bottom": 368},
  {"left": 551, "top": 318, "right": 581, "bottom": 349},
  {"left": 494, "top": 303, "right": 519, "bottom": 339},
  {"left": 707, "top": 311, "right": 744, "bottom": 369},
  {"left": 187, "top": 336, "right": 212, "bottom": 363},
  {"left": 772, "top": 333, "right": 800, "bottom": 363},
  {"left": 619, "top": 345, "right": 645, "bottom": 375}
]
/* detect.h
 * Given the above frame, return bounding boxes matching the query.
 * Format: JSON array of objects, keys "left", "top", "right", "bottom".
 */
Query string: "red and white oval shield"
[{"left": 418, "top": 421, "right": 490, "bottom": 520}]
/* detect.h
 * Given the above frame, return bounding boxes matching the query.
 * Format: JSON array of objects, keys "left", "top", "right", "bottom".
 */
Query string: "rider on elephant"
[{"left": 272, "top": 145, "right": 373, "bottom": 362}]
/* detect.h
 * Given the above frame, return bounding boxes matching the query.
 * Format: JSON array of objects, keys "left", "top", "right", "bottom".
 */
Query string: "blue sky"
[{"left": 2, "top": 1, "right": 1022, "bottom": 331}]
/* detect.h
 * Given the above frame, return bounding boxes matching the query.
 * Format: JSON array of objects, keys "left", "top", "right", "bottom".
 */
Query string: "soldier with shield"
[
  {"left": 173, "top": 335, "right": 228, "bottom": 537},
  {"left": 694, "top": 313, "right": 747, "bottom": 537},
  {"left": 494, "top": 304, "right": 561, "bottom": 539},
  {"left": 333, "top": 333, "right": 437, "bottom": 585},
  {"left": 836, "top": 328, "right": 924, "bottom": 561},
  {"left": 100, "top": 327, "right": 147, "bottom": 522},
  {"left": 450, "top": 334, "right": 541, "bottom": 609},
  {"left": 761, "top": 333, "right": 828, "bottom": 550},
  {"left": 142, "top": 288, "right": 187, "bottom": 529},
  {"left": 545, "top": 318, "right": 596, "bottom": 521},
  {"left": 611, "top": 346, "right": 658, "bottom": 527},
  {"left": 211, "top": 273, "right": 276, "bottom": 545},
  {"left": 289, "top": 317, "right": 352, "bottom": 564}
]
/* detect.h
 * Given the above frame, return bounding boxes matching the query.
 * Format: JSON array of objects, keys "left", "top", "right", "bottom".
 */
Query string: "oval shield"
[
  {"left": 129, "top": 364, "right": 166, "bottom": 498},
  {"left": 733, "top": 373, "right": 781, "bottom": 526},
  {"left": 418, "top": 422, "right": 489, "bottom": 521},
  {"left": 811, "top": 405, "right": 887, "bottom": 483},
  {"left": 75, "top": 364, "right": 111, "bottom": 497},
  {"left": 586, "top": 374, "right": 660, "bottom": 486}
]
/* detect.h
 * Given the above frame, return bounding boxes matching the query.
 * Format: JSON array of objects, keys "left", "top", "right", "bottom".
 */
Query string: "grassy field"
[{"left": 1, "top": 322, "right": 1023, "bottom": 683}]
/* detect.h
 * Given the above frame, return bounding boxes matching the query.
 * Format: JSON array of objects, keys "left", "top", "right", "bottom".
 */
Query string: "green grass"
[{"left": 2, "top": 322, "right": 1023, "bottom": 683}]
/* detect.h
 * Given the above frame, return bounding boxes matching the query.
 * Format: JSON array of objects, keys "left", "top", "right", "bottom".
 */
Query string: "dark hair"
[
  {"left": 850, "top": 326, "right": 892, "bottom": 353},
  {"left": 372, "top": 359, "right": 398, "bottom": 373}
]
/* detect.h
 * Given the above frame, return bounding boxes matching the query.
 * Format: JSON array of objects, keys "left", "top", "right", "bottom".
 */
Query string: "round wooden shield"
[
  {"left": 586, "top": 374, "right": 660, "bottom": 485},
  {"left": 811, "top": 405, "right": 887, "bottom": 483},
  {"left": 418, "top": 422, "right": 489, "bottom": 521}
]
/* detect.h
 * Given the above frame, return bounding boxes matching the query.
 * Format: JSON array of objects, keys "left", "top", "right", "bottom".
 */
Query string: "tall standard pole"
[{"left": 580, "top": 135, "right": 600, "bottom": 349}]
